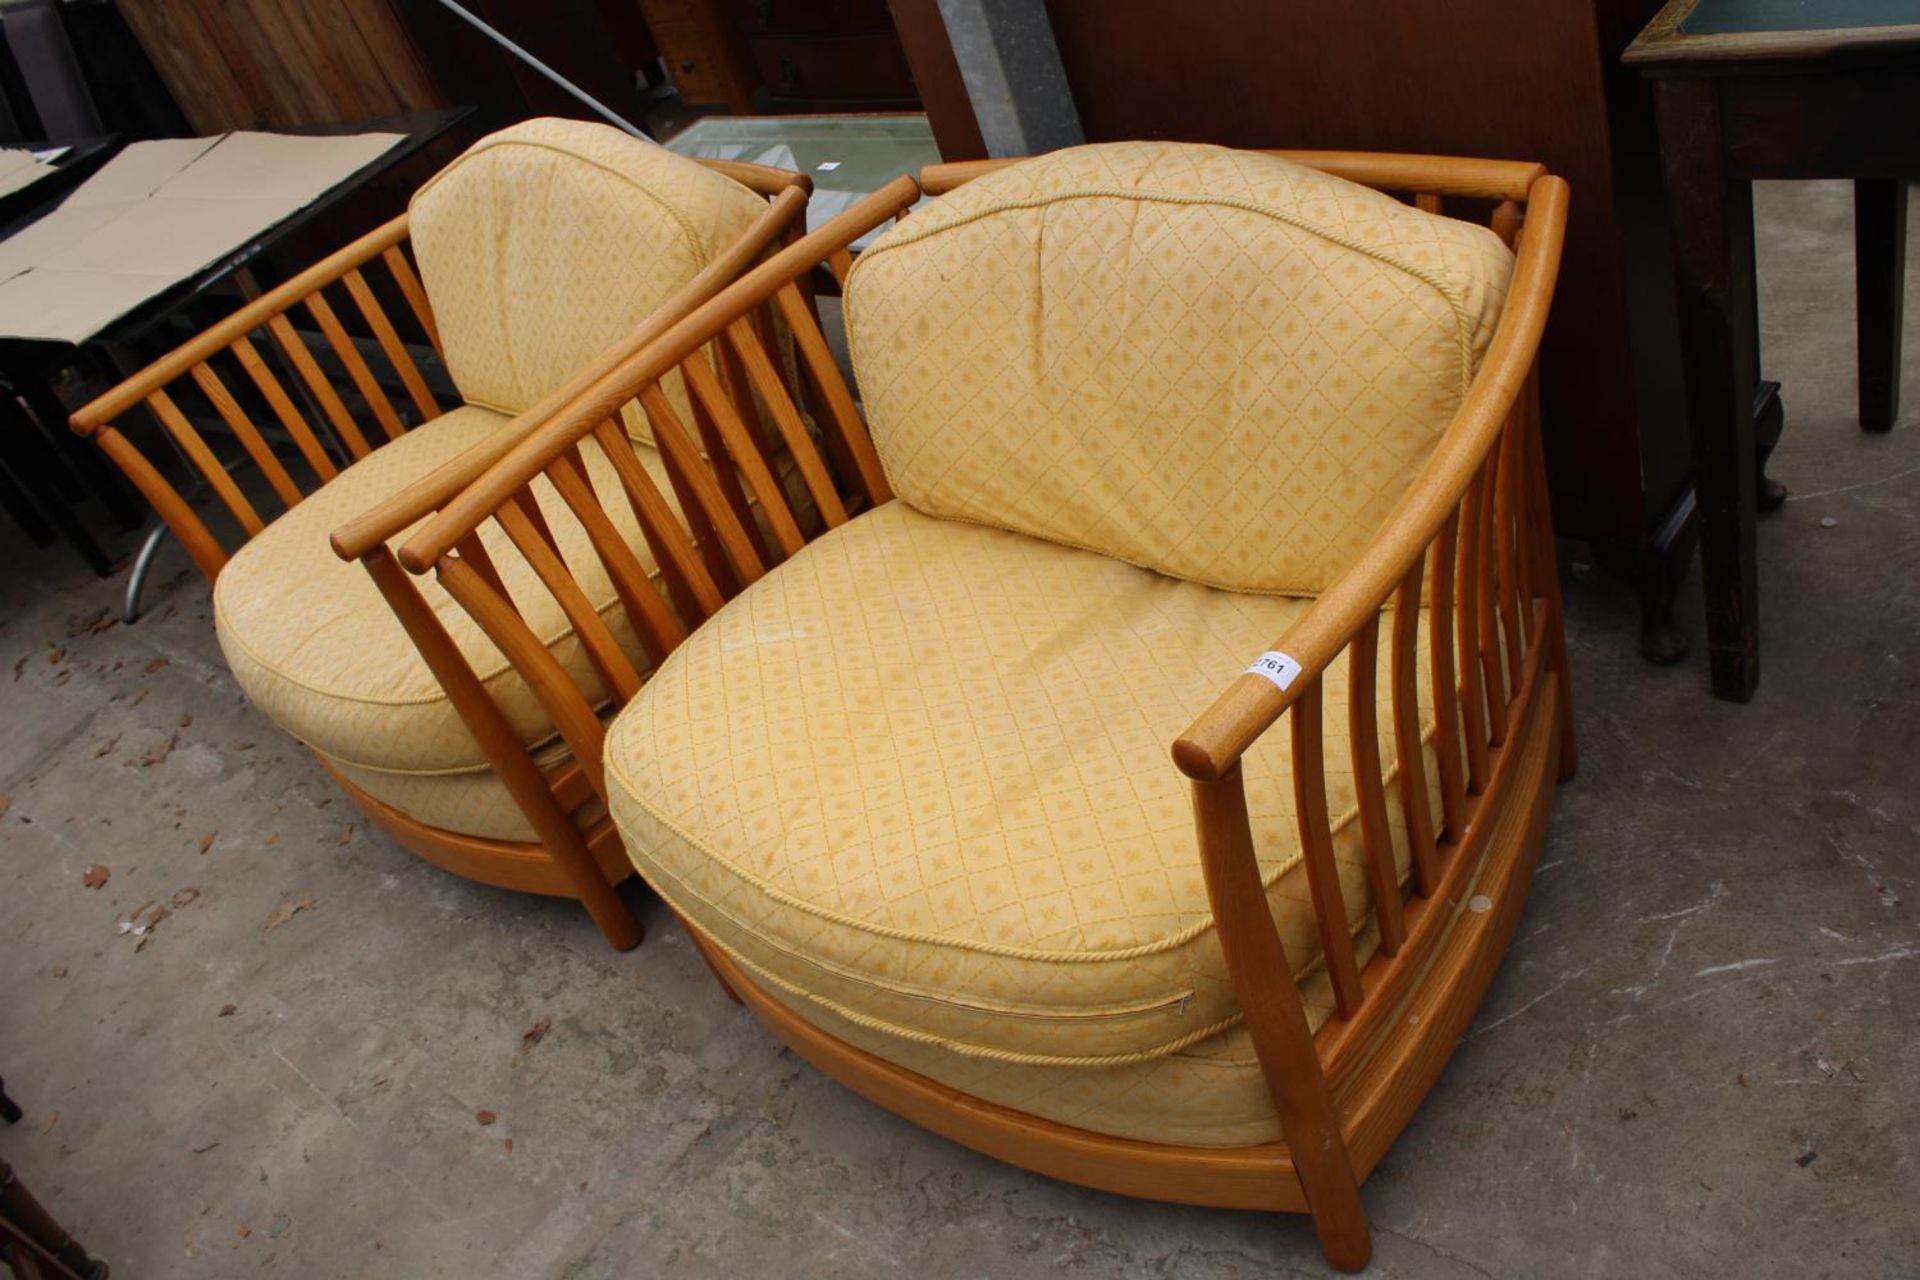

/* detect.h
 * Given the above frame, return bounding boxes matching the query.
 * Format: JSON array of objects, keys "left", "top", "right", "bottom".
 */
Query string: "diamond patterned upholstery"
[
  {"left": 606, "top": 503, "right": 1443, "bottom": 1078},
  {"left": 844, "top": 141, "right": 1513, "bottom": 595},
  {"left": 408, "top": 118, "right": 769, "bottom": 442},
  {"left": 215, "top": 405, "right": 668, "bottom": 837}
]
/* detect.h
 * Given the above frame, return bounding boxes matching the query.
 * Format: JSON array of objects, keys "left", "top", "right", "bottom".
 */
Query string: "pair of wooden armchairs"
[{"left": 81, "top": 129, "right": 1573, "bottom": 1269}]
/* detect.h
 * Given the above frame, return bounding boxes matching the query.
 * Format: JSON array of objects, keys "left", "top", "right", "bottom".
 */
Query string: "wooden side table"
[{"left": 1626, "top": 0, "right": 1920, "bottom": 701}]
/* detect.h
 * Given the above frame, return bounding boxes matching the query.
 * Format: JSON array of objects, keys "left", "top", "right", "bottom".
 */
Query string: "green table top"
[
  {"left": 1627, "top": 0, "right": 1920, "bottom": 66},
  {"left": 1683, "top": 0, "right": 1920, "bottom": 33},
  {"left": 663, "top": 114, "right": 937, "bottom": 250}
]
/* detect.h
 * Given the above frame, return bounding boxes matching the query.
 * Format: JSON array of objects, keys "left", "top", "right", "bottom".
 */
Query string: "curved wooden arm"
[
  {"left": 697, "top": 157, "right": 814, "bottom": 198},
  {"left": 390, "top": 174, "right": 922, "bottom": 575},
  {"left": 328, "top": 184, "right": 812, "bottom": 563},
  {"left": 71, "top": 159, "right": 804, "bottom": 442},
  {"left": 1171, "top": 174, "right": 1569, "bottom": 783},
  {"left": 70, "top": 214, "right": 413, "bottom": 436},
  {"left": 922, "top": 151, "right": 1547, "bottom": 201}
]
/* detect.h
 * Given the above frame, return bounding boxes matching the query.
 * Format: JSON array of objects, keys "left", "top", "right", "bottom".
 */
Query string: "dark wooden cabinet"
[
  {"left": 725, "top": 0, "right": 919, "bottom": 110},
  {"left": 114, "top": 0, "right": 443, "bottom": 132},
  {"left": 639, "top": 0, "right": 760, "bottom": 111}
]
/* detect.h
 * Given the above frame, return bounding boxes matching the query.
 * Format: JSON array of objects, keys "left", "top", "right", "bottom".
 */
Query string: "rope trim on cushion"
[
  {"left": 693, "top": 904, "right": 1253, "bottom": 1068},
  {"left": 410, "top": 133, "right": 741, "bottom": 281},
  {"left": 848, "top": 186, "right": 1488, "bottom": 402}
]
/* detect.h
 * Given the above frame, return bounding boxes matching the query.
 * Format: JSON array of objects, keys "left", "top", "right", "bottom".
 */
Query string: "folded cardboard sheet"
[
  {"left": 0, "top": 148, "right": 61, "bottom": 201},
  {"left": 0, "top": 130, "right": 402, "bottom": 343}
]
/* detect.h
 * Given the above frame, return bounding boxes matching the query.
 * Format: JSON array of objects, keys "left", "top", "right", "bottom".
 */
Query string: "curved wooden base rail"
[
  {"left": 325, "top": 762, "right": 632, "bottom": 898},
  {"left": 70, "top": 157, "right": 813, "bottom": 951},
  {"left": 399, "top": 150, "right": 1575, "bottom": 1270}
]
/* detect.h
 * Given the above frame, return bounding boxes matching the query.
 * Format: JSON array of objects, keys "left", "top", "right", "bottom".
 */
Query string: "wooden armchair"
[
  {"left": 388, "top": 143, "right": 1570, "bottom": 1270},
  {"left": 71, "top": 119, "right": 811, "bottom": 950}
]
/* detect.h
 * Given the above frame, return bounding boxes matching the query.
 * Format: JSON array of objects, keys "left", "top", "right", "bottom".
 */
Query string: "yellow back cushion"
[
  {"left": 844, "top": 142, "right": 1515, "bottom": 595},
  {"left": 409, "top": 118, "right": 767, "bottom": 435}
]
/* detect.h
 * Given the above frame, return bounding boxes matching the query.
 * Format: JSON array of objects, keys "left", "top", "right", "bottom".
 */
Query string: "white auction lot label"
[{"left": 1246, "top": 650, "right": 1303, "bottom": 691}]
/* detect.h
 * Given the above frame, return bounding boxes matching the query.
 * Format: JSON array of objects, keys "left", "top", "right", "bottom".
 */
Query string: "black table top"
[
  {"left": 0, "top": 106, "right": 472, "bottom": 359},
  {"left": 0, "top": 135, "right": 118, "bottom": 231}
]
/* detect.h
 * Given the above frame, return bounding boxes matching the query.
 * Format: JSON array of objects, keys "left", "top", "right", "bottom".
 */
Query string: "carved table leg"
[
  {"left": 1652, "top": 75, "right": 1761, "bottom": 700},
  {"left": 1596, "top": 486, "right": 1698, "bottom": 666},
  {"left": 1754, "top": 380, "right": 1787, "bottom": 512}
]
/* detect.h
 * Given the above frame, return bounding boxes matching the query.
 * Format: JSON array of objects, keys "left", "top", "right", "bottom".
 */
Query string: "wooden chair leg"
[
  {"left": 1192, "top": 769, "right": 1372, "bottom": 1271},
  {"left": 0, "top": 457, "right": 57, "bottom": 548},
  {"left": 1856, "top": 178, "right": 1907, "bottom": 433},
  {"left": 361, "top": 549, "right": 642, "bottom": 951}
]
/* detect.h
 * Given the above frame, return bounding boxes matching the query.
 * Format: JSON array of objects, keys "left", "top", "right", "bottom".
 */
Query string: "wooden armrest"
[
  {"left": 1173, "top": 175, "right": 1569, "bottom": 781},
  {"left": 923, "top": 152, "right": 1547, "bottom": 201},
  {"left": 329, "top": 184, "right": 811, "bottom": 564},
  {"left": 67, "top": 213, "right": 439, "bottom": 580},
  {"left": 695, "top": 157, "right": 814, "bottom": 199}
]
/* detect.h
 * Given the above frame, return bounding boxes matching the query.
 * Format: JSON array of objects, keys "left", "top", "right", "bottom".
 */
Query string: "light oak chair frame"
[
  {"left": 391, "top": 152, "right": 1572, "bottom": 1271},
  {"left": 72, "top": 158, "right": 814, "bottom": 953}
]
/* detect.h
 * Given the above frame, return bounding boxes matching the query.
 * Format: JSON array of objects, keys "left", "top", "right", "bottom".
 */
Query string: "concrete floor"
[{"left": 3, "top": 181, "right": 1917, "bottom": 1279}]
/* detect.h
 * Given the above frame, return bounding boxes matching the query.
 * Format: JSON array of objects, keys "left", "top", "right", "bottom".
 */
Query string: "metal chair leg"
[{"left": 122, "top": 521, "right": 169, "bottom": 624}]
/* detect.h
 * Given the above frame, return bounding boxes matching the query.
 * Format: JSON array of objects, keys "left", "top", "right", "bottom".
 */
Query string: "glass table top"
[{"left": 662, "top": 114, "right": 939, "bottom": 250}]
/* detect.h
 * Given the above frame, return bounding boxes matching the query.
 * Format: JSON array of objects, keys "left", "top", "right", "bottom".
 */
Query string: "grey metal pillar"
[
  {"left": 933, "top": 0, "right": 1084, "bottom": 157},
  {"left": 2, "top": 0, "right": 103, "bottom": 138}
]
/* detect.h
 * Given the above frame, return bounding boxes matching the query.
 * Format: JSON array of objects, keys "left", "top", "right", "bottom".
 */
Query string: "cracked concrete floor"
[{"left": 3, "top": 180, "right": 1917, "bottom": 1278}]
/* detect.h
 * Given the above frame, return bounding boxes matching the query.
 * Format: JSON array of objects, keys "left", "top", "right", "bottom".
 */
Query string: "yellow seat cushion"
[
  {"left": 329, "top": 731, "right": 580, "bottom": 843},
  {"left": 408, "top": 118, "right": 769, "bottom": 440},
  {"left": 606, "top": 502, "right": 1444, "bottom": 1088},
  {"left": 747, "top": 965, "right": 1321, "bottom": 1148},
  {"left": 843, "top": 141, "right": 1514, "bottom": 595},
  {"left": 214, "top": 405, "right": 668, "bottom": 828}
]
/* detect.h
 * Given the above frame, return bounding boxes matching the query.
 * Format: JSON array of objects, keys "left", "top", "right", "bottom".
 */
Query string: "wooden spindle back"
[
  {"left": 389, "top": 178, "right": 920, "bottom": 821},
  {"left": 73, "top": 216, "right": 440, "bottom": 578},
  {"left": 1168, "top": 170, "right": 1568, "bottom": 1115}
]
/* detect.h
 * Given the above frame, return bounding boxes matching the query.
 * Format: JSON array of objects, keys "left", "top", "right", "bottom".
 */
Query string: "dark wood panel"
[
  {"left": 744, "top": 32, "right": 918, "bottom": 108},
  {"left": 1038, "top": 0, "right": 1672, "bottom": 547},
  {"left": 116, "top": 0, "right": 441, "bottom": 132},
  {"left": 733, "top": 0, "right": 896, "bottom": 35},
  {"left": 886, "top": 0, "right": 986, "bottom": 160},
  {"left": 114, "top": 0, "right": 257, "bottom": 132},
  {"left": 638, "top": 0, "right": 759, "bottom": 112}
]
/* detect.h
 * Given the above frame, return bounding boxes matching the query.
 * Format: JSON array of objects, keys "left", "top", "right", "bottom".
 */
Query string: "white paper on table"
[{"left": 0, "top": 130, "right": 402, "bottom": 343}]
